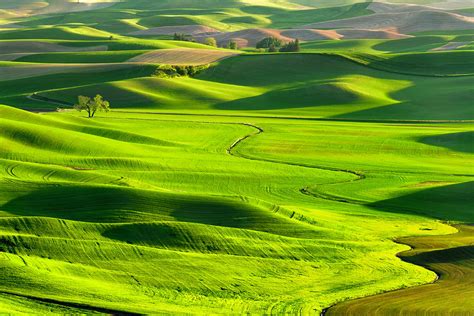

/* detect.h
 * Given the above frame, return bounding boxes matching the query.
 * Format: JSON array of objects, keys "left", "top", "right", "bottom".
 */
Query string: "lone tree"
[
  {"left": 205, "top": 37, "right": 217, "bottom": 47},
  {"left": 227, "top": 40, "right": 238, "bottom": 50},
  {"left": 74, "top": 94, "right": 110, "bottom": 118}
]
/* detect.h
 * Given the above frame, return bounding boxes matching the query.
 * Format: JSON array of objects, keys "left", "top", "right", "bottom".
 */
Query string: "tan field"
[
  {"left": 127, "top": 48, "right": 238, "bottom": 65},
  {"left": 280, "top": 29, "right": 342, "bottom": 41},
  {"left": 368, "top": 1, "right": 442, "bottom": 13},
  {"left": 338, "top": 29, "right": 412, "bottom": 39},
  {"left": 303, "top": 10, "right": 474, "bottom": 34}
]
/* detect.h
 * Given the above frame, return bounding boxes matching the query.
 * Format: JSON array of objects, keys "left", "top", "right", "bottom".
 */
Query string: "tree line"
[
  {"left": 256, "top": 37, "right": 300, "bottom": 52},
  {"left": 173, "top": 33, "right": 238, "bottom": 50},
  {"left": 173, "top": 33, "right": 300, "bottom": 52}
]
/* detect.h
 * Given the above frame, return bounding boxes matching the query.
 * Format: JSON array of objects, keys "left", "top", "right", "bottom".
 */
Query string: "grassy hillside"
[
  {"left": 0, "top": 0, "right": 473, "bottom": 314},
  {"left": 1, "top": 104, "right": 472, "bottom": 314},
  {"left": 1, "top": 52, "right": 470, "bottom": 121},
  {"left": 0, "top": 26, "right": 120, "bottom": 40}
]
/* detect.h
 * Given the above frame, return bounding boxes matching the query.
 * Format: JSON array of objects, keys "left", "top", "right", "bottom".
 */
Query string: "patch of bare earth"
[
  {"left": 127, "top": 48, "right": 238, "bottom": 65},
  {"left": 302, "top": 10, "right": 474, "bottom": 33}
]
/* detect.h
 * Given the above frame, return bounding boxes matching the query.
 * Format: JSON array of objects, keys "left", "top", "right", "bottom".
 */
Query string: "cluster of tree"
[
  {"left": 256, "top": 37, "right": 300, "bottom": 53},
  {"left": 256, "top": 37, "right": 283, "bottom": 50},
  {"left": 205, "top": 37, "right": 239, "bottom": 50},
  {"left": 173, "top": 33, "right": 194, "bottom": 42},
  {"left": 279, "top": 39, "right": 300, "bottom": 52},
  {"left": 153, "top": 64, "right": 209, "bottom": 78},
  {"left": 173, "top": 33, "right": 238, "bottom": 50},
  {"left": 74, "top": 94, "right": 110, "bottom": 118}
]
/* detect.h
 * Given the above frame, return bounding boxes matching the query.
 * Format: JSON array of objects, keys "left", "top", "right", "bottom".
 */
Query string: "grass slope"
[
  {"left": 0, "top": 102, "right": 473, "bottom": 313},
  {"left": 0, "top": 1, "right": 473, "bottom": 314},
  {"left": 2, "top": 52, "right": 470, "bottom": 120}
]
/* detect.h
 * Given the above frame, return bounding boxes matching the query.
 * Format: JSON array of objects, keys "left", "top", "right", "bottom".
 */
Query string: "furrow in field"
[
  {"left": 223, "top": 120, "right": 473, "bottom": 314},
  {"left": 128, "top": 48, "right": 238, "bottom": 65},
  {"left": 225, "top": 122, "right": 364, "bottom": 185},
  {"left": 0, "top": 290, "right": 139, "bottom": 315}
]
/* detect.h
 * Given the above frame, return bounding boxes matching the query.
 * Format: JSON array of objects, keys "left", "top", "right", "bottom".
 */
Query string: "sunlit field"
[{"left": 0, "top": 0, "right": 473, "bottom": 314}]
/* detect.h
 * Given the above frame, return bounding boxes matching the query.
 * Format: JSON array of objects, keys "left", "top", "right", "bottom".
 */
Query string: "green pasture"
[
  {"left": 14, "top": 53, "right": 469, "bottom": 121},
  {"left": 1, "top": 104, "right": 472, "bottom": 314},
  {"left": 0, "top": 0, "right": 473, "bottom": 314}
]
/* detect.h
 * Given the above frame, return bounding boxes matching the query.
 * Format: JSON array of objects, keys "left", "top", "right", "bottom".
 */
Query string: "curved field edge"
[
  {"left": 226, "top": 118, "right": 474, "bottom": 315},
  {"left": 326, "top": 224, "right": 474, "bottom": 315}
]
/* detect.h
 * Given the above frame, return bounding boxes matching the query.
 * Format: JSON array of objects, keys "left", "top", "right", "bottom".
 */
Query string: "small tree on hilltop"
[
  {"left": 74, "top": 94, "right": 110, "bottom": 118},
  {"left": 205, "top": 37, "right": 217, "bottom": 47},
  {"left": 227, "top": 40, "right": 238, "bottom": 50}
]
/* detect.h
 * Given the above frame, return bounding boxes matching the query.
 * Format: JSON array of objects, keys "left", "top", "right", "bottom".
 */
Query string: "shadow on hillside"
[
  {"left": 331, "top": 74, "right": 474, "bottom": 120},
  {"left": 1, "top": 185, "right": 313, "bottom": 237},
  {"left": 0, "top": 185, "right": 260, "bottom": 225},
  {"left": 215, "top": 82, "right": 359, "bottom": 110},
  {"left": 420, "top": 131, "right": 474, "bottom": 154},
  {"left": 368, "top": 181, "right": 474, "bottom": 222},
  {"left": 406, "top": 245, "right": 474, "bottom": 264}
]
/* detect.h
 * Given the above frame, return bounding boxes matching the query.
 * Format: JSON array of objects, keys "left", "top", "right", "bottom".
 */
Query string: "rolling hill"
[{"left": 0, "top": 0, "right": 473, "bottom": 314}]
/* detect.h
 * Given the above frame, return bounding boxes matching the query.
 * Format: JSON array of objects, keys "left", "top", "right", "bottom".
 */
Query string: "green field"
[{"left": 0, "top": 0, "right": 473, "bottom": 314}]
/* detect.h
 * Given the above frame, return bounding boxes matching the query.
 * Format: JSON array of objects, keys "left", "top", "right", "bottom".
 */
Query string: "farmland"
[{"left": 0, "top": 0, "right": 473, "bottom": 314}]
